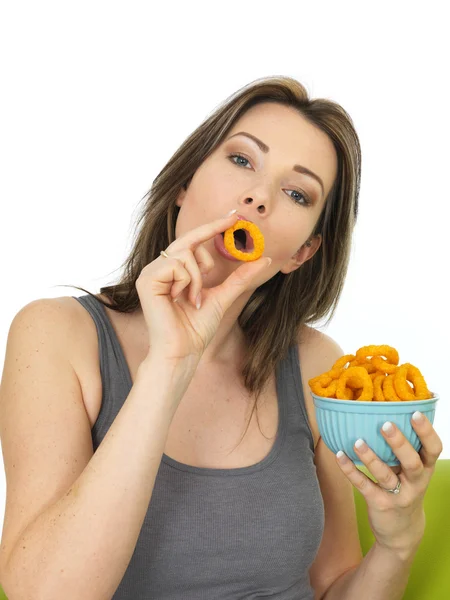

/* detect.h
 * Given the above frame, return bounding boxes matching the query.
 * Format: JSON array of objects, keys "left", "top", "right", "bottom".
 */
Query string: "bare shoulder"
[
  {"left": 9, "top": 296, "right": 102, "bottom": 415},
  {"left": 8, "top": 296, "right": 87, "bottom": 356},
  {"left": 297, "top": 325, "right": 345, "bottom": 450}
]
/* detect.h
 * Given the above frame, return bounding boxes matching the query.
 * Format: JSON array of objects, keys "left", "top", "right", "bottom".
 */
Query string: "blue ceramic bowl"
[{"left": 312, "top": 393, "right": 439, "bottom": 466}]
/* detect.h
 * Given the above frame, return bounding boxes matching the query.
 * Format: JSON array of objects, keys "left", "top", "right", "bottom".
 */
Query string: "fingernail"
[
  {"left": 355, "top": 438, "right": 368, "bottom": 452},
  {"left": 225, "top": 209, "right": 237, "bottom": 217},
  {"left": 266, "top": 257, "right": 272, "bottom": 266},
  {"left": 382, "top": 421, "right": 395, "bottom": 436},
  {"left": 336, "top": 450, "right": 347, "bottom": 463},
  {"left": 412, "top": 411, "right": 424, "bottom": 423},
  {"left": 196, "top": 293, "right": 201, "bottom": 310}
]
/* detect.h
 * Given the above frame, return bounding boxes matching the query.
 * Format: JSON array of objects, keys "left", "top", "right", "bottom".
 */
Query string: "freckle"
[{"left": 23, "top": 546, "right": 26, "bottom": 550}]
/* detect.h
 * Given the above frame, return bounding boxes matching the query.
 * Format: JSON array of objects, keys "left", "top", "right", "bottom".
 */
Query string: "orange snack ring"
[
  {"left": 327, "top": 355, "right": 355, "bottom": 381},
  {"left": 353, "top": 388, "right": 369, "bottom": 401},
  {"left": 347, "top": 375, "right": 364, "bottom": 390},
  {"left": 394, "top": 363, "right": 431, "bottom": 400},
  {"left": 332, "top": 354, "right": 356, "bottom": 372},
  {"left": 355, "top": 345, "right": 399, "bottom": 369},
  {"left": 327, "top": 366, "right": 345, "bottom": 380},
  {"left": 351, "top": 360, "right": 377, "bottom": 374},
  {"left": 373, "top": 373, "right": 386, "bottom": 401},
  {"left": 336, "top": 366, "right": 373, "bottom": 401},
  {"left": 341, "top": 387, "right": 354, "bottom": 400},
  {"left": 310, "top": 378, "right": 338, "bottom": 398},
  {"left": 369, "top": 370, "right": 385, "bottom": 381},
  {"left": 383, "top": 374, "right": 401, "bottom": 401},
  {"left": 223, "top": 220, "right": 264, "bottom": 262},
  {"left": 371, "top": 355, "right": 398, "bottom": 374},
  {"left": 309, "top": 373, "right": 332, "bottom": 387}
]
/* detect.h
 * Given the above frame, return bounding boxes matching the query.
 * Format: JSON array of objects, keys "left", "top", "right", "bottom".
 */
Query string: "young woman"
[{"left": 0, "top": 76, "right": 442, "bottom": 600}]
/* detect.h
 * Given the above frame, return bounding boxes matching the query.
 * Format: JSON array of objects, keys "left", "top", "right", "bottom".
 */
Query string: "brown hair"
[{"left": 61, "top": 75, "right": 361, "bottom": 452}]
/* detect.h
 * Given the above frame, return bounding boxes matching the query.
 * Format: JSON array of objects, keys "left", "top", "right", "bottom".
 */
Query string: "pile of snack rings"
[{"left": 308, "top": 345, "right": 433, "bottom": 401}]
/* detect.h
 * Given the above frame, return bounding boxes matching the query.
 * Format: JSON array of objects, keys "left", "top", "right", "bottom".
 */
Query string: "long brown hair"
[{"left": 61, "top": 76, "right": 361, "bottom": 451}]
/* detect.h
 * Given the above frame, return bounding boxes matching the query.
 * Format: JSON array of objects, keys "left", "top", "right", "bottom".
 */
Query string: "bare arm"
[{"left": 1, "top": 340, "right": 193, "bottom": 600}]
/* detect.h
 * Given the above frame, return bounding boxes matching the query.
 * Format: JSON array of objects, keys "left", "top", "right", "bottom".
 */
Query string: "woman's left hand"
[{"left": 336, "top": 411, "right": 443, "bottom": 559}]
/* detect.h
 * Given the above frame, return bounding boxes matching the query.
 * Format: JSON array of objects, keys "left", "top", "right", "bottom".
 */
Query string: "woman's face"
[{"left": 175, "top": 101, "right": 338, "bottom": 282}]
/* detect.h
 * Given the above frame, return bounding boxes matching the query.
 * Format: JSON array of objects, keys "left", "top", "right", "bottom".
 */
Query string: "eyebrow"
[{"left": 227, "top": 131, "right": 325, "bottom": 199}]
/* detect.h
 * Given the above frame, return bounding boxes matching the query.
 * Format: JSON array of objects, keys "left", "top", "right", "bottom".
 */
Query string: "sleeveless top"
[{"left": 73, "top": 294, "right": 325, "bottom": 600}]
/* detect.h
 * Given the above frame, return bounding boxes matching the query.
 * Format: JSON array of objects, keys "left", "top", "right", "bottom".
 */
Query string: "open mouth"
[{"left": 221, "top": 229, "right": 254, "bottom": 252}]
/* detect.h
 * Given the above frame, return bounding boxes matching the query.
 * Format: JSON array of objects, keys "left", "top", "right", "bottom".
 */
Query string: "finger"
[
  {"left": 353, "top": 437, "right": 406, "bottom": 491},
  {"left": 378, "top": 421, "right": 425, "bottom": 481},
  {"left": 193, "top": 244, "right": 215, "bottom": 276},
  {"left": 211, "top": 256, "right": 272, "bottom": 314},
  {"left": 335, "top": 450, "right": 384, "bottom": 502},
  {"left": 410, "top": 411, "right": 444, "bottom": 469},
  {"left": 167, "top": 249, "right": 204, "bottom": 307},
  {"left": 169, "top": 211, "right": 239, "bottom": 253},
  {"left": 139, "top": 255, "right": 190, "bottom": 302}
]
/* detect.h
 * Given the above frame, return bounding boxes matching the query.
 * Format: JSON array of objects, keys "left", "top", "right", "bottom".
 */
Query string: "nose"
[{"left": 241, "top": 196, "right": 267, "bottom": 215}]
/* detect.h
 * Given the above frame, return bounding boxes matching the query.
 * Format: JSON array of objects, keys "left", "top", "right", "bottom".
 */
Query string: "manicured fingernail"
[
  {"left": 382, "top": 421, "right": 395, "bottom": 436},
  {"left": 196, "top": 293, "right": 201, "bottom": 310},
  {"left": 225, "top": 209, "right": 237, "bottom": 217},
  {"left": 336, "top": 450, "right": 347, "bottom": 463},
  {"left": 355, "top": 438, "right": 368, "bottom": 452},
  {"left": 412, "top": 411, "right": 424, "bottom": 423}
]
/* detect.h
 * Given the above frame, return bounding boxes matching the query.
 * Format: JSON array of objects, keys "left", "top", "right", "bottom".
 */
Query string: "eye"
[
  {"left": 285, "top": 189, "right": 313, "bottom": 207},
  {"left": 228, "top": 153, "right": 313, "bottom": 207},
  {"left": 228, "top": 153, "right": 252, "bottom": 168}
]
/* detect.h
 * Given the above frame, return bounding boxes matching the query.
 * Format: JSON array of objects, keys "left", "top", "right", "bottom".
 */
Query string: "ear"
[
  {"left": 280, "top": 234, "right": 322, "bottom": 275},
  {"left": 175, "top": 183, "right": 188, "bottom": 208}
]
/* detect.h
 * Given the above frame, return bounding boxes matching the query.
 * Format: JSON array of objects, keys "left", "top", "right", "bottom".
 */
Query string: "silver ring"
[
  {"left": 160, "top": 250, "right": 170, "bottom": 259},
  {"left": 382, "top": 477, "right": 401, "bottom": 494}
]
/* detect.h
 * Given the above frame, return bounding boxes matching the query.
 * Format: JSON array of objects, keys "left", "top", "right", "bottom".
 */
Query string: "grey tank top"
[{"left": 73, "top": 294, "right": 325, "bottom": 600}]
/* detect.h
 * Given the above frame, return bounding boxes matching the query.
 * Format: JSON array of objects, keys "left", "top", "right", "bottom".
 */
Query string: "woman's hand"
[
  {"left": 136, "top": 210, "right": 272, "bottom": 364},
  {"left": 336, "top": 412, "right": 443, "bottom": 560}
]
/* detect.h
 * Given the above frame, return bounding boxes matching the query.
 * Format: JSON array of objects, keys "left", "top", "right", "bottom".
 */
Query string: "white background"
[{"left": 0, "top": 0, "right": 448, "bottom": 535}]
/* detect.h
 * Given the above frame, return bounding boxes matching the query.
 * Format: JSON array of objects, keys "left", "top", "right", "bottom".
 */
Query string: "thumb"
[{"left": 214, "top": 257, "right": 272, "bottom": 313}]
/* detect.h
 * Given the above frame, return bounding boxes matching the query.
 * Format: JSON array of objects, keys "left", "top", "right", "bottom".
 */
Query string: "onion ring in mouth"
[{"left": 223, "top": 220, "right": 265, "bottom": 262}]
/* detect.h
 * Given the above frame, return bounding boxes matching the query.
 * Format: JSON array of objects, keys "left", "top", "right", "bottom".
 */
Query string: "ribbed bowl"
[{"left": 312, "top": 393, "right": 439, "bottom": 466}]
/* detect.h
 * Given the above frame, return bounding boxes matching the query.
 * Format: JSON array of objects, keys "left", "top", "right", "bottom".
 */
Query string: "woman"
[{"left": 0, "top": 76, "right": 442, "bottom": 599}]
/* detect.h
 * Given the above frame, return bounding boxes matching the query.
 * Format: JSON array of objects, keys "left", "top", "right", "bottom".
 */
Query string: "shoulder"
[
  {"left": 10, "top": 296, "right": 83, "bottom": 340},
  {"left": 297, "top": 325, "right": 345, "bottom": 450},
  {"left": 8, "top": 296, "right": 96, "bottom": 372},
  {"left": 298, "top": 324, "right": 345, "bottom": 364}
]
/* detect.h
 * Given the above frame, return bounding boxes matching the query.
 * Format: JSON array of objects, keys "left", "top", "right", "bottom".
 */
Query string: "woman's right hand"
[{"left": 135, "top": 210, "right": 272, "bottom": 365}]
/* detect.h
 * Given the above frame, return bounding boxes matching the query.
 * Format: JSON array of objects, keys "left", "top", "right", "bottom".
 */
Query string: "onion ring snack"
[
  {"left": 394, "top": 363, "right": 431, "bottom": 400},
  {"left": 223, "top": 220, "right": 264, "bottom": 262},
  {"left": 336, "top": 366, "right": 373, "bottom": 401},
  {"left": 354, "top": 345, "right": 399, "bottom": 374}
]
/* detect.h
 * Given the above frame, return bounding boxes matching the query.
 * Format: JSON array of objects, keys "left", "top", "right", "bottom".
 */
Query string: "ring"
[
  {"left": 381, "top": 477, "right": 401, "bottom": 494},
  {"left": 160, "top": 250, "right": 170, "bottom": 258}
]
